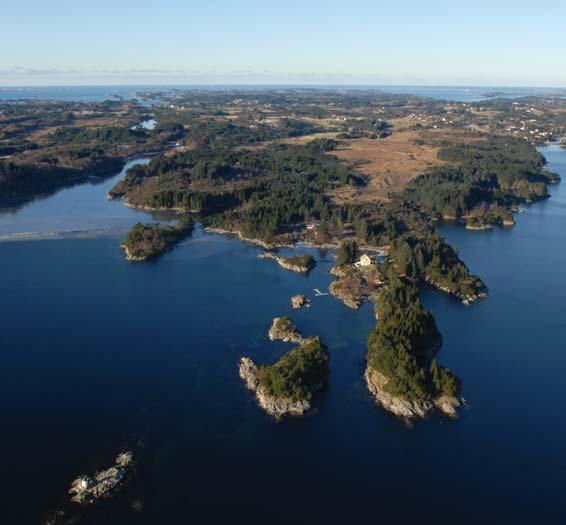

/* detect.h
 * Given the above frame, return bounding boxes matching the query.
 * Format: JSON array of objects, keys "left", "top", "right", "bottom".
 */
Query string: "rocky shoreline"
[
  {"left": 68, "top": 451, "right": 134, "bottom": 505},
  {"left": 258, "top": 251, "right": 315, "bottom": 273},
  {"left": 364, "top": 368, "right": 463, "bottom": 419},
  {"left": 268, "top": 317, "right": 303, "bottom": 343},
  {"left": 291, "top": 294, "right": 311, "bottom": 309},
  {"left": 423, "top": 275, "right": 488, "bottom": 305},
  {"left": 465, "top": 223, "right": 494, "bottom": 231},
  {"left": 206, "top": 227, "right": 291, "bottom": 249},
  {"left": 121, "top": 244, "right": 145, "bottom": 262},
  {"left": 239, "top": 357, "right": 311, "bottom": 419},
  {"left": 465, "top": 217, "right": 515, "bottom": 230},
  {"left": 121, "top": 218, "right": 194, "bottom": 262},
  {"left": 329, "top": 264, "right": 383, "bottom": 309}
]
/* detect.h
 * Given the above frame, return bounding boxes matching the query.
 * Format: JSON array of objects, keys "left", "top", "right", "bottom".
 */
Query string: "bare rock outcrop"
[
  {"left": 329, "top": 264, "right": 383, "bottom": 309},
  {"left": 291, "top": 294, "right": 311, "bottom": 309},
  {"left": 68, "top": 451, "right": 134, "bottom": 505},
  {"left": 364, "top": 368, "right": 463, "bottom": 419},
  {"left": 268, "top": 317, "right": 303, "bottom": 343}
]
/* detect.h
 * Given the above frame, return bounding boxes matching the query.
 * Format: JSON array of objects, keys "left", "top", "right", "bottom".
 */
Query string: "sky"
[{"left": 1, "top": 0, "right": 565, "bottom": 86}]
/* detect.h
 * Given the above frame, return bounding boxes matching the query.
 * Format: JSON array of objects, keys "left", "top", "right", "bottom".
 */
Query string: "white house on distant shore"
[{"left": 354, "top": 254, "right": 372, "bottom": 267}]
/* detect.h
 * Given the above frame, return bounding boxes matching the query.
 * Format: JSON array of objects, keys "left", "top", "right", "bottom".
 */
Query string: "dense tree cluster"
[
  {"left": 0, "top": 148, "right": 123, "bottom": 195},
  {"left": 258, "top": 338, "right": 329, "bottom": 401},
  {"left": 403, "top": 137, "right": 559, "bottom": 219},
  {"left": 122, "top": 215, "right": 194, "bottom": 260},
  {"left": 184, "top": 119, "right": 322, "bottom": 149},
  {"left": 116, "top": 139, "right": 361, "bottom": 241},
  {"left": 281, "top": 254, "right": 316, "bottom": 271},
  {"left": 47, "top": 126, "right": 148, "bottom": 147},
  {"left": 336, "top": 117, "right": 391, "bottom": 139},
  {"left": 335, "top": 240, "right": 358, "bottom": 266},
  {"left": 366, "top": 276, "right": 460, "bottom": 401},
  {"left": 388, "top": 233, "right": 486, "bottom": 298},
  {"left": 465, "top": 203, "right": 514, "bottom": 228}
]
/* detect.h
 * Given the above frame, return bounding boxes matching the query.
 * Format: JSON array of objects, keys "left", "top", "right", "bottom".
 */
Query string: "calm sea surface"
[{"left": 0, "top": 147, "right": 565, "bottom": 523}]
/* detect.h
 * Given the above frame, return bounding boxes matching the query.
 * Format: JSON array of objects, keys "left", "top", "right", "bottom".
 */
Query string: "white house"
[{"left": 355, "top": 254, "right": 372, "bottom": 268}]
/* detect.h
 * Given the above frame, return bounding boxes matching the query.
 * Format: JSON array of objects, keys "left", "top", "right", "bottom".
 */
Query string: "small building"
[{"left": 355, "top": 254, "right": 372, "bottom": 267}]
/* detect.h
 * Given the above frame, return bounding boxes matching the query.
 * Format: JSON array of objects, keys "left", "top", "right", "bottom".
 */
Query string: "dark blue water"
[
  {"left": 1, "top": 85, "right": 565, "bottom": 103},
  {"left": 1, "top": 147, "right": 565, "bottom": 523}
]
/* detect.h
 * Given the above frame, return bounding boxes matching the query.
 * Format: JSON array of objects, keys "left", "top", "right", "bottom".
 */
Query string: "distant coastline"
[{"left": 2, "top": 84, "right": 566, "bottom": 103}]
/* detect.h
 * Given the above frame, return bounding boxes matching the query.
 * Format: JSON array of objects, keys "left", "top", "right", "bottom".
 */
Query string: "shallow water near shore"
[{"left": 0, "top": 147, "right": 565, "bottom": 523}]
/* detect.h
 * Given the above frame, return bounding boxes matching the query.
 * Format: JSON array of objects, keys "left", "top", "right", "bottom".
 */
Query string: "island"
[
  {"left": 68, "top": 451, "right": 134, "bottom": 504},
  {"left": 268, "top": 316, "right": 303, "bottom": 343},
  {"left": 239, "top": 337, "right": 329, "bottom": 419},
  {"left": 290, "top": 294, "right": 311, "bottom": 309},
  {"left": 121, "top": 215, "right": 194, "bottom": 261}
]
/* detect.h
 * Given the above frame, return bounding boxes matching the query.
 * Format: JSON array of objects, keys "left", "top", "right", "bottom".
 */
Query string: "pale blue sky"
[{"left": 2, "top": 0, "right": 565, "bottom": 86}]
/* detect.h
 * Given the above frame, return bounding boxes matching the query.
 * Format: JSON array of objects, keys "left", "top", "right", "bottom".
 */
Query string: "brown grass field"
[
  {"left": 329, "top": 129, "right": 482, "bottom": 204},
  {"left": 330, "top": 131, "right": 444, "bottom": 203}
]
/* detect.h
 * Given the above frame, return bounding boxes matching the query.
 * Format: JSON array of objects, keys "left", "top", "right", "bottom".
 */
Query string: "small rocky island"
[
  {"left": 68, "top": 451, "right": 134, "bottom": 504},
  {"left": 121, "top": 215, "right": 194, "bottom": 261},
  {"left": 268, "top": 316, "right": 303, "bottom": 343},
  {"left": 259, "top": 252, "right": 316, "bottom": 273},
  {"left": 290, "top": 294, "right": 311, "bottom": 309},
  {"left": 365, "top": 276, "right": 464, "bottom": 419},
  {"left": 239, "top": 337, "right": 329, "bottom": 419}
]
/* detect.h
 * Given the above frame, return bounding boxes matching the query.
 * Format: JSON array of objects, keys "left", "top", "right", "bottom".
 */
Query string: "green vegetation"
[
  {"left": 272, "top": 317, "right": 296, "bottom": 333},
  {"left": 280, "top": 254, "right": 315, "bottom": 271},
  {"left": 335, "top": 240, "right": 358, "bottom": 266},
  {"left": 113, "top": 139, "right": 362, "bottom": 241},
  {"left": 269, "top": 317, "right": 302, "bottom": 342},
  {"left": 465, "top": 203, "right": 514, "bottom": 228},
  {"left": 184, "top": 120, "right": 321, "bottom": 149},
  {"left": 0, "top": 149, "right": 123, "bottom": 196},
  {"left": 336, "top": 117, "right": 391, "bottom": 139},
  {"left": 122, "top": 215, "right": 194, "bottom": 261},
  {"left": 0, "top": 99, "right": 160, "bottom": 206},
  {"left": 430, "top": 359, "right": 461, "bottom": 397},
  {"left": 403, "top": 137, "right": 560, "bottom": 219},
  {"left": 366, "top": 277, "right": 460, "bottom": 401},
  {"left": 47, "top": 126, "right": 148, "bottom": 147},
  {"left": 389, "top": 233, "right": 486, "bottom": 299},
  {"left": 258, "top": 337, "right": 329, "bottom": 401}
]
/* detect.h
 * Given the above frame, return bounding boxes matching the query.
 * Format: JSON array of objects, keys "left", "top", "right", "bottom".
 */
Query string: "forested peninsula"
[{"left": 365, "top": 275, "right": 463, "bottom": 418}]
